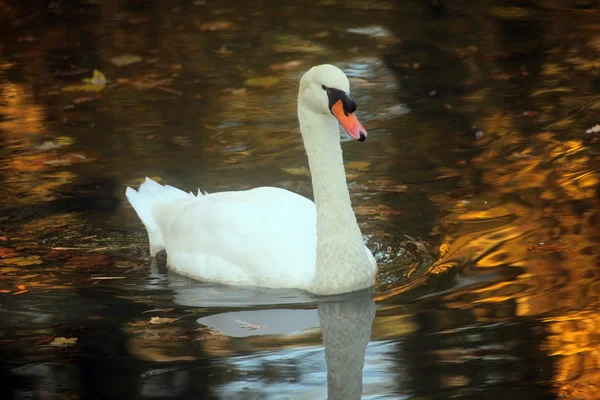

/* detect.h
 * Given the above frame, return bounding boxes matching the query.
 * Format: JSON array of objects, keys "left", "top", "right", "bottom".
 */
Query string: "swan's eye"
[{"left": 321, "top": 85, "right": 327, "bottom": 90}]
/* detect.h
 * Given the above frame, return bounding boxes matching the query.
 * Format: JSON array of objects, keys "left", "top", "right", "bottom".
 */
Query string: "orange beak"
[{"left": 331, "top": 99, "right": 367, "bottom": 142}]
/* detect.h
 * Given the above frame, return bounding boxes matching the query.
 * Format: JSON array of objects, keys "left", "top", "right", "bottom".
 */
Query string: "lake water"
[{"left": 1, "top": 0, "right": 599, "bottom": 398}]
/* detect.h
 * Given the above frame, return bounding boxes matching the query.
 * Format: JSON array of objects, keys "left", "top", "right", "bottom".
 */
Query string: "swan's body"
[{"left": 126, "top": 64, "right": 377, "bottom": 295}]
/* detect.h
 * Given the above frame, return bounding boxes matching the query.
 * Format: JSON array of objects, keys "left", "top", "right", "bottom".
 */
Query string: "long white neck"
[{"left": 298, "top": 99, "right": 375, "bottom": 295}]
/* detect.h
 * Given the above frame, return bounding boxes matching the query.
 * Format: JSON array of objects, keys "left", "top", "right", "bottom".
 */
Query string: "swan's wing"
[{"left": 153, "top": 187, "right": 318, "bottom": 289}]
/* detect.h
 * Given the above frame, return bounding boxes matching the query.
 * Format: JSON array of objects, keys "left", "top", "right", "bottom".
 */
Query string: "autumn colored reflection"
[{"left": 0, "top": 0, "right": 599, "bottom": 398}]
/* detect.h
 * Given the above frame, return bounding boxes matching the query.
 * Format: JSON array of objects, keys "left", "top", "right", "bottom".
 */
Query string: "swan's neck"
[{"left": 298, "top": 101, "right": 374, "bottom": 295}]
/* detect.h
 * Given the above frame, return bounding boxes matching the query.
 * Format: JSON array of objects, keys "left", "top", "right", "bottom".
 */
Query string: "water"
[{"left": 1, "top": 0, "right": 599, "bottom": 398}]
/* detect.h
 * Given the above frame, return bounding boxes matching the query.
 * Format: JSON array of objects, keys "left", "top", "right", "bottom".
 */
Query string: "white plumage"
[{"left": 126, "top": 64, "right": 377, "bottom": 295}]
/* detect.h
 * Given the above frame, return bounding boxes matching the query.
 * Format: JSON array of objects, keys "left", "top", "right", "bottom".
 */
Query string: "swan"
[{"left": 126, "top": 64, "right": 377, "bottom": 295}]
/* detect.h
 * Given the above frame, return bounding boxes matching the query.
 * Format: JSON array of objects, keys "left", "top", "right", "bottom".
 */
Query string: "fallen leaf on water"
[
  {"left": 585, "top": 124, "right": 600, "bottom": 134},
  {"left": 150, "top": 317, "right": 177, "bottom": 324},
  {"left": 269, "top": 60, "right": 303, "bottom": 71},
  {"left": 345, "top": 161, "right": 371, "bottom": 171},
  {"left": 282, "top": 166, "right": 311, "bottom": 176},
  {"left": 35, "top": 336, "right": 56, "bottom": 345},
  {"left": 110, "top": 54, "right": 143, "bottom": 67},
  {"left": 50, "top": 337, "right": 78, "bottom": 346},
  {"left": 142, "top": 308, "right": 175, "bottom": 314},
  {"left": 355, "top": 204, "right": 402, "bottom": 217},
  {"left": 34, "top": 137, "right": 74, "bottom": 152},
  {"left": 83, "top": 70, "right": 108, "bottom": 85},
  {"left": 199, "top": 20, "right": 235, "bottom": 31},
  {"left": 128, "top": 316, "right": 177, "bottom": 327},
  {"left": 43, "top": 153, "right": 93, "bottom": 167},
  {"left": 245, "top": 76, "right": 279, "bottom": 88},
  {"left": 530, "top": 87, "right": 573, "bottom": 97},
  {"left": 16, "top": 284, "right": 26, "bottom": 290},
  {"left": 62, "top": 70, "right": 107, "bottom": 92},
  {"left": 0, "top": 256, "right": 43, "bottom": 266},
  {"left": 34, "top": 141, "right": 62, "bottom": 151}
]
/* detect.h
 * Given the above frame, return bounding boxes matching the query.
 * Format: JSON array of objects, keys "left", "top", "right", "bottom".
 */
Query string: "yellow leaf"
[
  {"left": 150, "top": 317, "right": 177, "bottom": 324},
  {"left": 245, "top": 76, "right": 279, "bottom": 88},
  {"left": 110, "top": 54, "right": 143, "bottom": 67},
  {"left": 82, "top": 70, "right": 107, "bottom": 85},
  {"left": 57, "top": 136, "right": 75, "bottom": 146},
  {"left": 282, "top": 166, "right": 311, "bottom": 176},
  {"left": 50, "top": 337, "right": 78, "bottom": 346},
  {"left": 1, "top": 256, "right": 43, "bottom": 266},
  {"left": 345, "top": 161, "right": 371, "bottom": 171},
  {"left": 530, "top": 87, "right": 573, "bottom": 97},
  {"left": 62, "top": 70, "right": 107, "bottom": 92}
]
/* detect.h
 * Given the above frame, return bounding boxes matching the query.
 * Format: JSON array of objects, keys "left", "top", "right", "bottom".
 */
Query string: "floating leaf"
[
  {"left": 530, "top": 87, "right": 573, "bottom": 97},
  {"left": 142, "top": 308, "right": 175, "bottom": 314},
  {"left": 0, "top": 256, "right": 43, "bottom": 266},
  {"left": 110, "top": 54, "right": 143, "bottom": 67},
  {"left": 345, "top": 161, "right": 371, "bottom": 171},
  {"left": 62, "top": 70, "right": 107, "bottom": 92},
  {"left": 82, "top": 70, "right": 108, "bottom": 85},
  {"left": 42, "top": 152, "right": 94, "bottom": 167},
  {"left": 49, "top": 337, "right": 78, "bottom": 346},
  {"left": 35, "top": 336, "right": 57, "bottom": 345},
  {"left": 244, "top": 76, "right": 279, "bottom": 88},
  {"left": 34, "top": 137, "right": 74, "bottom": 152},
  {"left": 150, "top": 317, "right": 177, "bottom": 324},
  {"left": 355, "top": 204, "right": 402, "bottom": 217},
  {"left": 282, "top": 166, "right": 311, "bottom": 176}
]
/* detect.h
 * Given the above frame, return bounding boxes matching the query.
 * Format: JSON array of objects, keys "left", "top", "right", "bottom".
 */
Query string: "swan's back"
[{"left": 126, "top": 178, "right": 318, "bottom": 289}]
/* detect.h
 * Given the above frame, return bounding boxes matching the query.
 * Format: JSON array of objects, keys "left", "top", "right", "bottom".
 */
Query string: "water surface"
[{"left": 1, "top": 0, "right": 599, "bottom": 398}]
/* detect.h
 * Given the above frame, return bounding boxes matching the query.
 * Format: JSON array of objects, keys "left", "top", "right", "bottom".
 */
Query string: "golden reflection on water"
[
  {"left": 0, "top": 0, "right": 599, "bottom": 397},
  {"left": 426, "top": 104, "right": 600, "bottom": 396}
]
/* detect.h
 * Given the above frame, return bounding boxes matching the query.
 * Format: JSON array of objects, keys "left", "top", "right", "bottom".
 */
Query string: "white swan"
[{"left": 126, "top": 64, "right": 377, "bottom": 295}]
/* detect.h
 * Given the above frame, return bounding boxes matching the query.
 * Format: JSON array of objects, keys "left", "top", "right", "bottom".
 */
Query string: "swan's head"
[{"left": 299, "top": 64, "right": 367, "bottom": 142}]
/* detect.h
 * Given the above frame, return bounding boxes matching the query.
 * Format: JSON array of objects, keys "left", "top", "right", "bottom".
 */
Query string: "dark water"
[{"left": 1, "top": 0, "right": 599, "bottom": 398}]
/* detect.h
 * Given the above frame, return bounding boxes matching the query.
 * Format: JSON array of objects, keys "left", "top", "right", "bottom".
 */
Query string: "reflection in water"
[
  {"left": 197, "top": 293, "right": 376, "bottom": 399},
  {"left": 319, "top": 296, "right": 376, "bottom": 400}
]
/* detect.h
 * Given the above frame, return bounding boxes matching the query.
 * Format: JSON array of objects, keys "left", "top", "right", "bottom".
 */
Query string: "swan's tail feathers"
[{"left": 125, "top": 177, "right": 195, "bottom": 256}]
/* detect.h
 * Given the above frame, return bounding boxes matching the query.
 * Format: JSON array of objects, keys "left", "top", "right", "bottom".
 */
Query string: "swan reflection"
[{"left": 196, "top": 291, "right": 377, "bottom": 399}]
